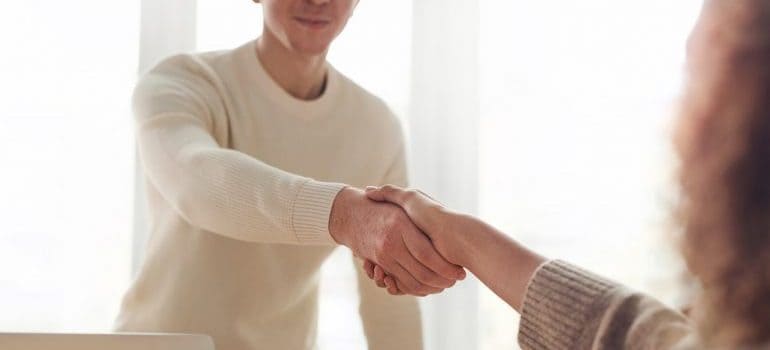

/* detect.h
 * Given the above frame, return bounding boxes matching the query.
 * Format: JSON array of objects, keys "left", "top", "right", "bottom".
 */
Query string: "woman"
[{"left": 364, "top": 0, "right": 770, "bottom": 348}]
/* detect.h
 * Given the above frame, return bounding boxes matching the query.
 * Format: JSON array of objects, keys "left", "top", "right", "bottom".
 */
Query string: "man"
[{"left": 115, "top": 0, "right": 464, "bottom": 349}]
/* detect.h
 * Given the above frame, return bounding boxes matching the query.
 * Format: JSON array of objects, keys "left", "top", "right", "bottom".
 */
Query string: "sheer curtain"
[
  {"left": 409, "top": 1, "right": 480, "bottom": 349},
  {"left": 0, "top": 0, "right": 138, "bottom": 331},
  {"left": 476, "top": 1, "right": 703, "bottom": 348}
]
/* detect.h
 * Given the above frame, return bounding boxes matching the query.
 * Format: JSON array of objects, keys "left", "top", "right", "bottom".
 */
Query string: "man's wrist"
[{"left": 328, "top": 186, "right": 359, "bottom": 246}]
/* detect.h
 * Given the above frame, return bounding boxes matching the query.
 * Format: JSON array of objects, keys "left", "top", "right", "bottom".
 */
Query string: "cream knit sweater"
[{"left": 115, "top": 40, "right": 422, "bottom": 350}]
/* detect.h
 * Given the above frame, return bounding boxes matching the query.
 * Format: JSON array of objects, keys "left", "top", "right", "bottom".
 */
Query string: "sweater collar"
[{"left": 236, "top": 39, "right": 341, "bottom": 121}]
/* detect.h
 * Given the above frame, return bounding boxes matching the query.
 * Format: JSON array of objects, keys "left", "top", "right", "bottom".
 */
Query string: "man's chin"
[
  {"left": 288, "top": 39, "right": 332, "bottom": 57},
  {"left": 295, "top": 46, "right": 330, "bottom": 57}
]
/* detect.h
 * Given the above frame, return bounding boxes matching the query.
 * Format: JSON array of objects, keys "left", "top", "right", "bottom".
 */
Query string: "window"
[{"left": 0, "top": 1, "right": 139, "bottom": 331}]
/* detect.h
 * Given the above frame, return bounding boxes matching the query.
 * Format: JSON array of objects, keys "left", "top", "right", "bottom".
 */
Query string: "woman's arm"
[
  {"left": 364, "top": 185, "right": 545, "bottom": 310},
  {"left": 364, "top": 185, "right": 696, "bottom": 350}
]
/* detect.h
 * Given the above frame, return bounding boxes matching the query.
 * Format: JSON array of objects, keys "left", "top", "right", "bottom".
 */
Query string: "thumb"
[
  {"left": 365, "top": 184, "right": 408, "bottom": 206},
  {"left": 364, "top": 186, "right": 386, "bottom": 202}
]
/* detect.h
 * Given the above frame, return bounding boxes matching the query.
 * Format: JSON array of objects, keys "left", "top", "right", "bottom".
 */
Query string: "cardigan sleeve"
[{"left": 518, "top": 260, "right": 696, "bottom": 350}]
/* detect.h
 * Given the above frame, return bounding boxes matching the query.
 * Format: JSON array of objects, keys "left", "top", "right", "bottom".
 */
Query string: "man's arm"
[
  {"left": 137, "top": 56, "right": 463, "bottom": 294},
  {"left": 134, "top": 58, "right": 344, "bottom": 245}
]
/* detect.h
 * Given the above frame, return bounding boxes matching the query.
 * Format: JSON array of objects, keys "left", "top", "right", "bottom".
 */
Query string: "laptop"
[{"left": 0, "top": 333, "right": 215, "bottom": 350}]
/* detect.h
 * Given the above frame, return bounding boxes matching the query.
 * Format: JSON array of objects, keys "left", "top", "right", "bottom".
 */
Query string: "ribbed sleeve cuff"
[
  {"left": 518, "top": 260, "right": 618, "bottom": 350},
  {"left": 291, "top": 180, "right": 347, "bottom": 245}
]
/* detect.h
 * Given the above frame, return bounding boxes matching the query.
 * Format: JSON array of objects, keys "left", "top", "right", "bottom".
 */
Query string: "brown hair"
[{"left": 678, "top": 0, "right": 770, "bottom": 347}]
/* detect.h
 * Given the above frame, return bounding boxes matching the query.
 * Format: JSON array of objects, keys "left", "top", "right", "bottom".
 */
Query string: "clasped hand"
[
  {"left": 329, "top": 186, "right": 473, "bottom": 297},
  {"left": 329, "top": 187, "right": 466, "bottom": 296}
]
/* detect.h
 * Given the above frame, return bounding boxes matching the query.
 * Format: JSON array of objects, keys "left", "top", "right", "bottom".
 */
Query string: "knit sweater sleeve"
[
  {"left": 133, "top": 55, "right": 346, "bottom": 245},
  {"left": 518, "top": 260, "right": 695, "bottom": 350}
]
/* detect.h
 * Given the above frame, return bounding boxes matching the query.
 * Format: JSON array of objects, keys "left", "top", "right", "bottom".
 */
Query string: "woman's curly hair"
[{"left": 678, "top": 0, "right": 770, "bottom": 347}]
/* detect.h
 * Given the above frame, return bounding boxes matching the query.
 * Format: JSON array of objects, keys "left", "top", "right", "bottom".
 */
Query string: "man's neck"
[{"left": 255, "top": 31, "right": 328, "bottom": 100}]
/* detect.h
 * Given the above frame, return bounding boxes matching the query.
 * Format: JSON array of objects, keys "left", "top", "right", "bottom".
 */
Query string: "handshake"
[{"left": 329, "top": 185, "right": 478, "bottom": 297}]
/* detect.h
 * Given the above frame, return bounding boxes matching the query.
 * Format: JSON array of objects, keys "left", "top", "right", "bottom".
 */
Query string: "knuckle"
[
  {"left": 381, "top": 232, "right": 400, "bottom": 251},
  {"left": 384, "top": 208, "right": 403, "bottom": 226},
  {"left": 381, "top": 217, "right": 399, "bottom": 234},
  {"left": 373, "top": 247, "right": 385, "bottom": 261},
  {"left": 376, "top": 233, "right": 394, "bottom": 251}
]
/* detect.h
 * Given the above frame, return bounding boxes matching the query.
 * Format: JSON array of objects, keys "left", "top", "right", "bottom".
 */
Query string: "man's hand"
[
  {"left": 360, "top": 185, "right": 480, "bottom": 295},
  {"left": 329, "top": 187, "right": 466, "bottom": 296}
]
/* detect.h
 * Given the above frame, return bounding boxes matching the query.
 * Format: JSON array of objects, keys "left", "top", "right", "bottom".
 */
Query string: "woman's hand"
[
  {"left": 362, "top": 185, "right": 478, "bottom": 295},
  {"left": 362, "top": 185, "right": 546, "bottom": 309}
]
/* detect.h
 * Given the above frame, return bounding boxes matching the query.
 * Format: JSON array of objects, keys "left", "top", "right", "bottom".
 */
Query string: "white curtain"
[
  {"left": 409, "top": 1, "right": 481, "bottom": 349},
  {"left": 0, "top": 0, "right": 138, "bottom": 331},
  {"left": 132, "top": 0, "right": 197, "bottom": 272}
]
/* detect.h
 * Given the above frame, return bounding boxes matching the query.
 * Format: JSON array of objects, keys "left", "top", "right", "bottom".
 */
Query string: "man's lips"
[{"left": 293, "top": 16, "right": 331, "bottom": 29}]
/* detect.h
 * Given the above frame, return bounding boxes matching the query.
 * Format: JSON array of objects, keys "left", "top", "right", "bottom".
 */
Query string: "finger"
[
  {"left": 392, "top": 235, "right": 454, "bottom": 289},
  {"left": 384, "top": 275, "right": 404, "bottom": 295},
  {"left": 385, "top": 276, "right": 399, "bottom": 295},
  {"left": 364, "top": 186, "right": 385, "bottom": 202},
  {"left": 396, "top": 236, "right": 457, "bottom": 288},
  {"left": 386, "top": 275, "right": 406, "bottom": 296},
  {"left": 363, "top": 260, "right": 375, "bottom": 279},
  {"left": 373, "top": 265, "right": 387, "bottom": 288},
  {"left": 389, "top": 260, "right": 441, "bottom": 296},
  {"left": 369, "top": 187, "right": 442, "bottom": 238},
  {"left": 365, "top": 184, "right": 409, "bottom": 206},
  {"left": 380, "top": 258, "right": 431, "bottom": 296},
  {"left": 403, "top": 228, "right": 466, "bottom": 281},
  {"left": 415, "top": 189, "right": 444, "bottom": 206}
]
